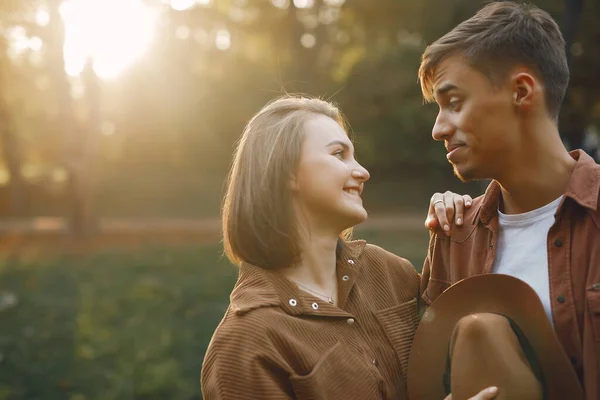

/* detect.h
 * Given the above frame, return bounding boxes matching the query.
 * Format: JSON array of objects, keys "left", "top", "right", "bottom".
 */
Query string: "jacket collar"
[
  {"left": 230, "top": 240, "right": 366, "bottom": 316},
  {"left": 475, "top": 150, "right": 600, "bottom": 225}
]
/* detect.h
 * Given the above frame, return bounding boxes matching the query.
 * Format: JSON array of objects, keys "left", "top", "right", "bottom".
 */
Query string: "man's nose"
[{"left": 432, "top": 111, "right": 454, "bottom": 141}]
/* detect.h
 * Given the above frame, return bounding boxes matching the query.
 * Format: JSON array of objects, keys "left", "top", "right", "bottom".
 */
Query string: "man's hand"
[
  {"left": 425, "top": 191, "right": 473, "bottom": 235},
  {"left": 444, "top": 386, "right": 498, "bottom": 400}
]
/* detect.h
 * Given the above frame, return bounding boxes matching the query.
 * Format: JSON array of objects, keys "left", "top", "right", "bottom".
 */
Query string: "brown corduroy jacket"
[
  {"left": 201, "top": 241, "right": 420, "bottom": 399},
  {"left": 421, "top": 150, "right": 600, "bottom": 400}
]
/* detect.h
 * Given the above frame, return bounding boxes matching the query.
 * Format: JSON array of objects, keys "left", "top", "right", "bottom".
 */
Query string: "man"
[{"left": 418, "top": 2, "right": 600, "bottom": 398}]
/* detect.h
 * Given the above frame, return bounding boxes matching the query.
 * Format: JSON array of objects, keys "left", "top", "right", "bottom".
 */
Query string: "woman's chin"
[{"left": 341, "top": 208, "right": 368, "bottom": 229}]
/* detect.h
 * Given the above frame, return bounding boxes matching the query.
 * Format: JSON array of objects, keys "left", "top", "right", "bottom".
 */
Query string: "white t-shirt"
[{"left": 492, "top": 196, "right": 563, "bottom": 328}]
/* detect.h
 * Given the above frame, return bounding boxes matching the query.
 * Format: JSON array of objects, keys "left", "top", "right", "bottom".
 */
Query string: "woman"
[{"left": 201, "top": 96, "right": 496, "bottom": 400}]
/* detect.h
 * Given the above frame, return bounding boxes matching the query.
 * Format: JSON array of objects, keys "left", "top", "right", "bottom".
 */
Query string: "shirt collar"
[
  {"left": 476, "top": 150, "right": 600, "bottom": 225},
  {"left": 230, "top": 240, "right": 366, "bottom": 315}
]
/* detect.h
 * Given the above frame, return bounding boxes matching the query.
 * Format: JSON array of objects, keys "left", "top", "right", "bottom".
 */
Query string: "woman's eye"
[{"left": 334, "top": 150, "right": 344, "bottom": 158}]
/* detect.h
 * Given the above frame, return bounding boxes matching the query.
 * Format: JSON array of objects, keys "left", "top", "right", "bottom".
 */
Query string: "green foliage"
[
  {"left": 0, "top": 228, "right": 433, "bottom": 399},
  {"left": 0, "top": 244, "right": 238, "bottom": 399}
]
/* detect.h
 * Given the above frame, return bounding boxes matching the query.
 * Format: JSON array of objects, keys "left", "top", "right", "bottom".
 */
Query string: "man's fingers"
[
  {"left": 446, "top": 386, "right": 497, "bottom": 400},
  {"left": 427, "top": 192, "right": 472, "bottom": 234},
  {"left": 425, "top": 216, "right": 439, "bottom": 230},
  {"left": 433, "top": 199, "right": 451, "bottom": 234},
  {"left": 453, "top": 194, "right": 465, "bottom": 226},
  {"left": 426, "top": 193, "right": 443, "bottom": 230},
  {"left": 443, "top": 191, "right": 456, "bottom": 223},
  {"left": 469, "top": 386, "right": 498, "bottom": 399},
  {"left": 463, "top": 194, "right": 473, "bottom": 208}
]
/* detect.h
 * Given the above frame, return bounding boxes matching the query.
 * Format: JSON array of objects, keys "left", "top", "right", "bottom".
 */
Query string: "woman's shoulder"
[
  {"left": 205, "top": 305, "right": 280, "bottom": 361},
  {"left": 361, "top": 243, "right": 417, "bottom": 271},
  {"left": 215, "top": 304, "right": 278, "bottom": 337},
  {"left": 358, "top": 242, "right": 420, "bottom": 284}
]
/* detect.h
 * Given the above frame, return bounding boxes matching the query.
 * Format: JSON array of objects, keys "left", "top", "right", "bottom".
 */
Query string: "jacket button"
[
  {"left": 347, "top": 318, "right": 355, "bottom": 325},
  {"left": 311, "top": 302, "right": 319, "bottom": 310},
  {"left": 289, "top": 299, "right": 297, "bottom": 307},
  {"left": 593, "top": 283, "right": 600, "bottom": 291},
  {"left": 554, "top": 239, "right": 563, "bottom": 247},
  {"left": 347, "top": 260, "right": 355, "bottom": 265},
  {"left": 557, "top": 295, "right": 565, "bottom": 303},
  {"left": 342, "top": 275, "right": 349, "bottom": 281}
]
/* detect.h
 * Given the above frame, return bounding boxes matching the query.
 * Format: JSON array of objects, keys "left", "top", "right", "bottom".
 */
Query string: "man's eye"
[
  {"left": 334, "top": 150, "right": 344, "bottom": 158},
  {"left": 448, "top": 100, "right": 461, "bottom": 111}
]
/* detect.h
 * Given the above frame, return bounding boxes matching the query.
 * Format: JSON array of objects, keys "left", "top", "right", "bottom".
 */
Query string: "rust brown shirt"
[
  {"left": 201, "top": 241, "right": 420, "bottom": 399},
  {"left": 420, "top": 150, "right": 600, "bottom": 400}
]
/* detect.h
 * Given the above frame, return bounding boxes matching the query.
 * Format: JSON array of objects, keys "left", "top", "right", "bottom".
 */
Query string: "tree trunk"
[
  {"left": 0, "top": 38, "right": 27, "bottom": 216},
  {"left": 48, "top": 0, "right": 97, "bottom": 237}
]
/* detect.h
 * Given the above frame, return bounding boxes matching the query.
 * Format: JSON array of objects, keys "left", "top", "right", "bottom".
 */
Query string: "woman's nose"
[{"left": 353, "top": 162, "right": 370, "bottom": 182}]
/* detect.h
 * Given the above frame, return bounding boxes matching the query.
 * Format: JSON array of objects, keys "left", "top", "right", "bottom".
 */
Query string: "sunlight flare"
[{"left": 59, "top": 0, "right": 159, "bottom": 79}]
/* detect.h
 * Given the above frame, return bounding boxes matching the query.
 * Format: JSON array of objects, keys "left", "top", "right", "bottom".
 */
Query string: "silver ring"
[{"left": 433, "top": 199, "right": 445, "bottom": 206}]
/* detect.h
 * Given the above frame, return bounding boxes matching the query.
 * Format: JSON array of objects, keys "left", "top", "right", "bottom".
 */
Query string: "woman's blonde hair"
[{"left": 222, "top": 95, "right": 352, "bottom": 269}]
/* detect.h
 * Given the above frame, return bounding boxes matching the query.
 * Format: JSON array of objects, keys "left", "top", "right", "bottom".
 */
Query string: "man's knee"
[{"left": 453, "top": 313, "right": 511, "bottom": 342}]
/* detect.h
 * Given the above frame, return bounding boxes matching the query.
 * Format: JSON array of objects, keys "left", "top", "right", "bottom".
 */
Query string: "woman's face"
[{"left": 292, "top": 114, "right": 370, "bottom": 233}]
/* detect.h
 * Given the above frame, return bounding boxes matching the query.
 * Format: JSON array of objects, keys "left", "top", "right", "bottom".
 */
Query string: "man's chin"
[{"left": 453, "top": 164, "right": 477, "bottom": 182}]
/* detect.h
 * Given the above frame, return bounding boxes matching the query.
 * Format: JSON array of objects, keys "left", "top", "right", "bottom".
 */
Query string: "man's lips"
[
  {"left": 446, "top": 144, "right": 466, "bottom": 161},
  {"left": 446, "top": 143, "right": 465, "bottom": 153}
]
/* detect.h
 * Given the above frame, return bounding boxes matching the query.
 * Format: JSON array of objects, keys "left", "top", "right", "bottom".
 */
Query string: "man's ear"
[{"left": 511, "top": 72, "right": 536, "bottom": 111}]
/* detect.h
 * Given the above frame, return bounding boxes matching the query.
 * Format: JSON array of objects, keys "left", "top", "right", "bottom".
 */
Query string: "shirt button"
[
  {"left": 311, "top": 302, "right": 319, "bottom": 310},
  {"left": 570, "top": 357, "right": 578, "bottom": 366},
  {"left": 557, "top": 295, "right": 565, "bottom": 304},
  {"left": 554, "top": 239, "right": 563, "bottom": 248},
  {"left": 347, "top": 259, "right": 355, "bottom": 265},
  {"left": 342, "top": 275, "right": 349, "bottom": 281},
  {"left": 593, "top": 283, "right": 600, "bottom": 291},
  {"left": 289, "top": 299, "right": 297, "bottom": 307},
  {"left": 346, "top": 318, "right": 355, "bottom": 325}
]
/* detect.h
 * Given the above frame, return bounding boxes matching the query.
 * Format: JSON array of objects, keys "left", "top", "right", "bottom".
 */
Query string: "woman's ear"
[{"left": 289, "top": 173, "right": 299, "bottom": 192}]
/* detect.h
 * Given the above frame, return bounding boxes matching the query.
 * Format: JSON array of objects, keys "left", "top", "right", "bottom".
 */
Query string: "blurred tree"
[
  {"left": 46, "top": 0, "right": 97, "bottom": 235},
  {"left": 560, "top": 0, "right": 600, "bottom": 155},
  {"left": 0, "top": 0, "right": 598, "bottom": 222},
  {"left": 0, "top": 36, "right": 28, "bottom": 215},
  {"left": 0, "top": 2, "right": 29, "bottom": 216}
]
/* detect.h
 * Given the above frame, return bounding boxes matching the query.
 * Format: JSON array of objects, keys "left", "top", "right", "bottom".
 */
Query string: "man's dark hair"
[{"left": 418, "top": 1, "right": 569, "bottom": 120}]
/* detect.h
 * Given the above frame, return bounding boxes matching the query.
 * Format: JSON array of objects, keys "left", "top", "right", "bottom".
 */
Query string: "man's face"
[{"left": 431, "top": 56, "right": 519, "bottom": 182}]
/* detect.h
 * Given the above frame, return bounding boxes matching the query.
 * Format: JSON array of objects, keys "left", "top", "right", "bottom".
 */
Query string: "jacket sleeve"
[{"left": 201, "top": 332, "right": 293, "bottom": 400}]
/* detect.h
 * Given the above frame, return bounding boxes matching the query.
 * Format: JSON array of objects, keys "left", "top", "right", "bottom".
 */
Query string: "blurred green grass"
[{"left": 0, "top": 228, "right": 428, "bottom": 400}]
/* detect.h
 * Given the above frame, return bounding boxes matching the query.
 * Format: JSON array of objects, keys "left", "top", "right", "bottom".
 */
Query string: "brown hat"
[{"left": 407, "top": 274, "right": 583, "bottom": 400}]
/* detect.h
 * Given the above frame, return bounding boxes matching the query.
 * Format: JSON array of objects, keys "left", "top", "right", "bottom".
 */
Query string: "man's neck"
[{"left": 497, "top": 122, "right": 575, "bottom": 214}]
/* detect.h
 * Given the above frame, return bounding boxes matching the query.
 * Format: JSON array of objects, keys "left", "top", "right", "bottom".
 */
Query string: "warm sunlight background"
[{"left": 59, "top": 0, "right": 159, "bottom": 79}]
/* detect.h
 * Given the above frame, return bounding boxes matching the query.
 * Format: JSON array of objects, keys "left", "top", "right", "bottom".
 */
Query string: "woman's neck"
[{"left": 280, "top": 230, "right": 339, "bottom": 297}]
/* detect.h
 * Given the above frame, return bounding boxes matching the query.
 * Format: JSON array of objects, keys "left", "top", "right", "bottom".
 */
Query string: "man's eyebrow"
[{"left": 434, "top": 83, "right": 458, "bottom": 98}]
